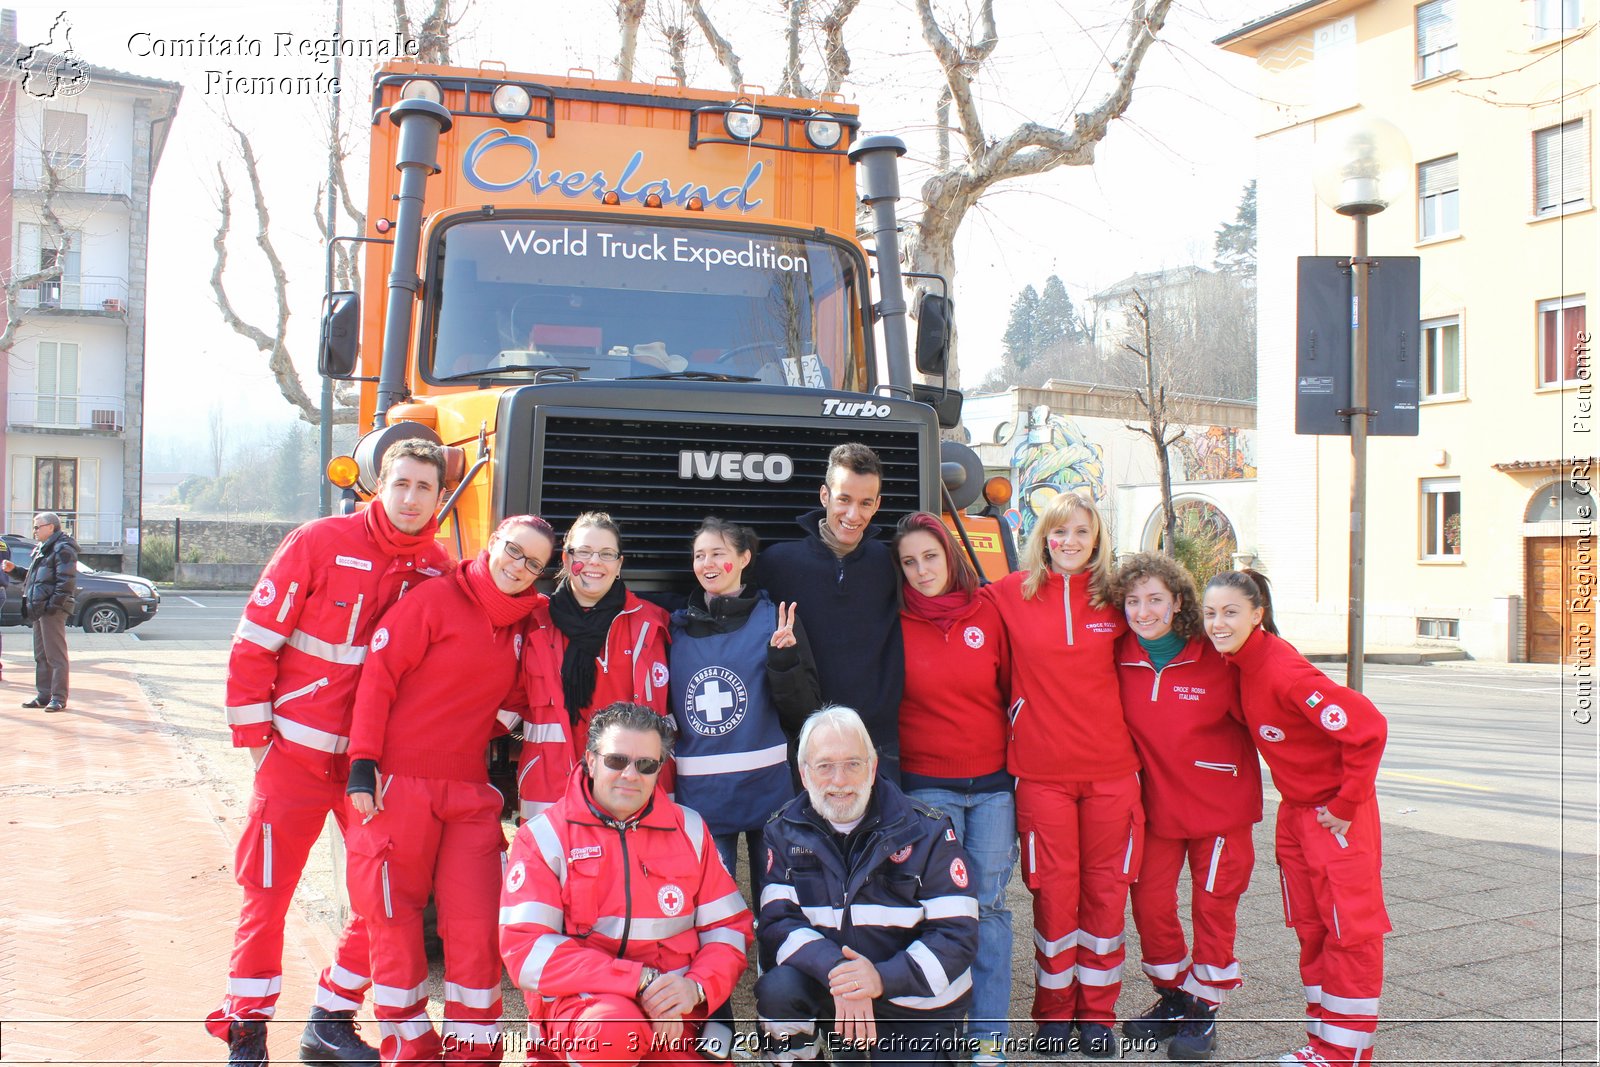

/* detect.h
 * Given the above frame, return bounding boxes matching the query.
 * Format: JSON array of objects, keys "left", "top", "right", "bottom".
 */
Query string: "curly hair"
[{"left": 1111, "top": 552, "right": 1203, "bottom": 641}]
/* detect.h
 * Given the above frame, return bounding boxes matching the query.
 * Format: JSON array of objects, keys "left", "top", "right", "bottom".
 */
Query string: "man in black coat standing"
[{"left": 5, "top": 512, "right": 78, "bottom": 711}]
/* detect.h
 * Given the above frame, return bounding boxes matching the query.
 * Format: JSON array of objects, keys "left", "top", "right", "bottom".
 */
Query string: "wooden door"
[{"left": 1526, "top": 536, "right": 1595, "bottom": 664}]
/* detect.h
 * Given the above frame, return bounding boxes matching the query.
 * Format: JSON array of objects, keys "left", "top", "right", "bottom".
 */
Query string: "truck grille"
[{"left": 532, "top": 413, "right": 925, "bottom": 584}]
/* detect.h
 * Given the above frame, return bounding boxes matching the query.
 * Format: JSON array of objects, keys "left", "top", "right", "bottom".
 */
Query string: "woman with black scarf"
[{"left": 513, "top": 511, "right": 674, "bottom": 818}]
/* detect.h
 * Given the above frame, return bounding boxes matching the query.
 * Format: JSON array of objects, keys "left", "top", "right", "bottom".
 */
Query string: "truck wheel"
[{"left": 82, "top": 602, "right": 128, "bottom": 634}]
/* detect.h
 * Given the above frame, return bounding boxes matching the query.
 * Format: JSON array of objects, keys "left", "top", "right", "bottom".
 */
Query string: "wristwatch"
[
  {"left": 637, "top": 965, "right": 661, "bottom": 997},
  {"left": 692, "top": 979, "right": 707, "bottom": 1007}
]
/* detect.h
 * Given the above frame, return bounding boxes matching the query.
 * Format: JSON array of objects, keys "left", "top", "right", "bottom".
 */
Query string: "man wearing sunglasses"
[
  {"left": 6, "top": 511, "right": 77, "bottom": 712},
  {"left": 501, "top": 701, "right": 754, "bottom": 1066},
  {"left": 755, "top": 706, "right": 978, "bottom": 1067}
]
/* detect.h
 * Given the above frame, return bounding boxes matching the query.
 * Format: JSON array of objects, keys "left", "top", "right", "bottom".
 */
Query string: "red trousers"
[
  {"left": 1015, "top": 775, "right": 1143, "bottom": 1024},
  {"left": 535, "top": 993, "right": 712, "bottom": 1067},
  {"left": 1128, "top": 826, "right": 1256, "bottom": 1005},
  {"left": 1276, "top": 801, "right": 1388, "bottom": 1066},
  {"left": 346, "top": 776, "right": 507, "bottom": 1066},
  {"left": 207, "top": 746, "right": 373, "bottom": 1038}
]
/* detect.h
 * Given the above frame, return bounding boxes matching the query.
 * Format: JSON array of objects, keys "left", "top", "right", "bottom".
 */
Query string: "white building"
[{"left": 1, "top": 10, "right": 180, "bottom": 570}]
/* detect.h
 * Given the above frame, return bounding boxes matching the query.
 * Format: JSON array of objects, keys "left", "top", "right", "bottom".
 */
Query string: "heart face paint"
[{"left": 722, "top": 562, "right": 734, "bottom": 573}]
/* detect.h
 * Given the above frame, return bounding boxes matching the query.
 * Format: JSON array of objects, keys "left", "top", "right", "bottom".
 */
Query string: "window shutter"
[
  {"left": 1420, "top": 156, "right": 1459, "bottom": 197},
  {"left": 1536, "top": 120, "right": 1589, "bottom": 212},
  {"left": 10, "top": 455, "right": 33, "bottom": 531},
  {"left": 78, "top": 458, "right": 99, "bottom": 541},
  {"left": 1417, "top": 0, "right": 1457, "bottom": 55}
]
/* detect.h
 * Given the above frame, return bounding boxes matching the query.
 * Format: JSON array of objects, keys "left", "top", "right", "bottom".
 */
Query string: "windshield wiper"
[
  {"left": 433, "top": 365, "right": 588, "bottom": 384},
  {"left": 621, "top": 371, "right": 759, "bottom": 383}
]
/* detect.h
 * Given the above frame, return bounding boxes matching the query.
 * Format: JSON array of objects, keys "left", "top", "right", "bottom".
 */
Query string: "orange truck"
[{"left": 320, "top": 62, "right": 1015, "bottom": 583}]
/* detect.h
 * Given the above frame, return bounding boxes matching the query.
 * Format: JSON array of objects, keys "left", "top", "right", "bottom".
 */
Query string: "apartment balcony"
[
  {"left": 15, "top": 276, "right": 130, "bottom": 318},
  {"left": 13, "top": 148, "right": 132, "bottom": 201},
  {"left": 5, "top": 510, "right": 125, "bottom": 548},
  {"left": 7, "top": 393, "right": 126, "bottom": 436}
]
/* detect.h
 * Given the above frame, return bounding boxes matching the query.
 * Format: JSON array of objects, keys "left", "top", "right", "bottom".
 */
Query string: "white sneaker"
[
  {"left": 971, "top": 1037, "right": 1006, "bottom": 1067},
  {"left": 1278, "top": 1047, "right": 1333, "bottom": 1066}
]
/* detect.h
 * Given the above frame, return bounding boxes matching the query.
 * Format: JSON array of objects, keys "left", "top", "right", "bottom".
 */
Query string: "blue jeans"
[{"left": 907, "top": 786, "right": 1018, "bottom": 1042}]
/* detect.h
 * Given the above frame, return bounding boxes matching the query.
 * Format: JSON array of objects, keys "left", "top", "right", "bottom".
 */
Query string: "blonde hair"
[{"left": 1020, "top": 491, "right": 1115, "bottom": 608}]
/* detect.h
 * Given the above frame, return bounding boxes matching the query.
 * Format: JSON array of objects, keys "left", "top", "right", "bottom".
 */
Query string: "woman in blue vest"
[{"left": 671, "top": 517, "right": 821, "bottom": 890}]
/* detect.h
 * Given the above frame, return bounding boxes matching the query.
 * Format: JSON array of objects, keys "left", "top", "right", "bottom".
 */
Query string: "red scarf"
[
  {"left": 363, "top": 498, "right": 440, "bottom": 556},
  {"left": 458, "top": 552, "right": 541, "bottom": 628},
  {"left": 902, "top": 584, "right": 973, "bottom": 634}
]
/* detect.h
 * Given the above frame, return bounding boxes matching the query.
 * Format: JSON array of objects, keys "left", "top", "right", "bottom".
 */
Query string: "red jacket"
[
  {"left": 982, "top": 569, "right": 1137, "bottom": 782},
  {"left": 507, "top": 600, "right": 578, "bottom": 816},
  {"left": 1116, "top": 633, "right": 1263, "bottom": 839},
  {"left": 1223, "top": 628, "right": 1388, "bottom": 822},
  {"left": 225, "top": 503, "right": 453, "bottom": 780},
  {"left": 500, "top": 767, "right": 753, "bottom": 1017},
  {"left": 898, "top": 595, "right": 1011, "bottom": 779},
  {"left": 348, "top": 558, "right": 534, "bottom": 781}
]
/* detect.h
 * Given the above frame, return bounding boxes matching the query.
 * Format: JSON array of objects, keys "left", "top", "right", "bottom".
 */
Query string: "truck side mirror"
[
  {"left": 914, "top": 292, "right": 953, "bottom": 376},
  {"left": 319, "top": 291, "right": 361, "bottom": 379}
]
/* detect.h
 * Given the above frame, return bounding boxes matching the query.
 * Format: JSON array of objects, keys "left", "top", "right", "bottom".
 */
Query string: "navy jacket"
[
  {"left": 21, "top": 531, "right": 77, "bottom": 621},
  {"left": 758, "top": 776, "right": 978, "bottom": 1017},
  {"left": 757, "top": 512, "right": 904, "bottom": 767}
]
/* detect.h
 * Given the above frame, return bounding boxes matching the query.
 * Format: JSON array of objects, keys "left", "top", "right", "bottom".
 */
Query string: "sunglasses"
[{"left": 598, "top": 752, "right": 664, "bottom": 776}]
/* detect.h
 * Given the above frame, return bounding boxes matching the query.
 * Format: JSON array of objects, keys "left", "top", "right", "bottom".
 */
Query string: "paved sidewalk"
[{"left": 0, "top": 655, "right": 350, "bottom": 1065}]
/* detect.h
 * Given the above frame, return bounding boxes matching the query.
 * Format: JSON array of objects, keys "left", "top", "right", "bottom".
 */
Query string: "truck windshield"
[{"left": 427, "top": 219, "right": 866, "bottom": 390}]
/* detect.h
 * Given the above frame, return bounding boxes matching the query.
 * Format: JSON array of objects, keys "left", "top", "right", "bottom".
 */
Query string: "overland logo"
[{"left": 14, "top": 13, "right": 90, "bottom": 100}]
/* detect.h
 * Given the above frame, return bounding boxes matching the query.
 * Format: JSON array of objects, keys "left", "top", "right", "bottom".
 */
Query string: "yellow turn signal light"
[
  {"left": 982, "top": 476, "right": 1013, "bottom": 507},
  {"left": 327, "top": 455, "right": 361, "bottom": 489}
]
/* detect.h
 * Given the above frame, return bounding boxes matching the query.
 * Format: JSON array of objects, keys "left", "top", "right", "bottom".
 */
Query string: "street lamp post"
[{"left": 1313, "top": 116, "right": 1410, "bottom": 692}]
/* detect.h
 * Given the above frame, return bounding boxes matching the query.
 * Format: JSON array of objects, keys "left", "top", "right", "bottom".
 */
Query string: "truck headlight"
[
  {"left": 400, "top": 79, "right": 442, "bottom": 105},
  {"left": 723, "top": 103, "right": 762, "bottom": 141},
  {"left": 805, "top": 113, "right": 843, "bottom": 149},
  {"left": 492, "top": 84, "right": 532, "bottom": 117}
]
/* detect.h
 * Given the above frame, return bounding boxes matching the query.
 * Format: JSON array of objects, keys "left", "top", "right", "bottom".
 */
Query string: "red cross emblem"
[{"left": 657, "top": 884, "right": 685, "bottom": 916}]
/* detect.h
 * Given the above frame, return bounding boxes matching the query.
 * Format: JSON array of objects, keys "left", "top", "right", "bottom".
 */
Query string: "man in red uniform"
[
  {"left": 206, "top": 440, "right": 454, "bottom": 1067},
  {"left": 500, "top": 701, "right": 754, "bottom": 1066}
]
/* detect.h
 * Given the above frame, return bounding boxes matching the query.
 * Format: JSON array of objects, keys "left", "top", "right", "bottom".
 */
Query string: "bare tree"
[
  {"left": 1120, "top": 288, "right": 1185, "bottom": 555},
  {"left": 392, "top": 0, "right": 461, "bottom": 63},
  {"left": 0, "top": 149, "right": 69, "bottom": 359},
  {"left": 670, "top": 0, "right": 856, "bottom": 96},
  {"left": 617, "top": 0, "right": 649, "bottom": 80},
  {"left": 207, "top": 402, "right": 229, "bottom": 478}
]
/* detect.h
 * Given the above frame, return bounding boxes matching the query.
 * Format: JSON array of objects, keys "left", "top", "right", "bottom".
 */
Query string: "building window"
[
  {"left": 1532, "top": 0, "right": 1582, "bottom": 41},
  {"left": 40, "top": 109, "right": 87, "bottom": 190},
  {"left": 1417, "top": 617, "right": 1460, "bottom": 639},
  {"left": 1418, "top": 155, "right": 1460, "bottom": 238},
  {"left": 35, "top": 457, "right": 79, "bottom": 521},
  {"left": 34, "top": 340, "right": 81, "bottom": 426},
  {"left": 1422, "top": 477, "right": 1462, "bottom": 558},
  {"left": 1533, "top": 119, "right": 1589, "bottom": 216},
  {"left": 1416, "top": 0, "right": 1459, "bottom": 79},
  {"left": 1422, "top": 317, "right": 1462, "bottom": 398},
  {"left": 1538, "top": 295, "right": 1587, "bottom": 386}
]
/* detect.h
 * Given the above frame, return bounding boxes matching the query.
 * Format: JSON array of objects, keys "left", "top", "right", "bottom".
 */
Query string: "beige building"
[{"left": 1219, "top": 0, "right": 1594, "bottom": 662}]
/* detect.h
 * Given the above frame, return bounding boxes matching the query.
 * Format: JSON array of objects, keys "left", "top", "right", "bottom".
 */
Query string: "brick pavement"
[{"left": 0, "top": 656, "right": 350, "bottom": 1065}]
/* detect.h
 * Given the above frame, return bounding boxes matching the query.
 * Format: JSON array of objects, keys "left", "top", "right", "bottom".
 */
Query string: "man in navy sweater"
[{"left": 758, "top": 442, "right": 904, "bottom": 782}]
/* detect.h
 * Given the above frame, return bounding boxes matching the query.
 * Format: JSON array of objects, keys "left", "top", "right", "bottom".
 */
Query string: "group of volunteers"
[{"left": 204, "top": 437, "right": 1390, "bottom": 1067}]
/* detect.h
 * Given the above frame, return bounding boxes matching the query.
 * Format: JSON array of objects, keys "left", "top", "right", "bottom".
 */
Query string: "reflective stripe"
[
  {"left": 286, "top": 628, "right": 368, "bottom": 665},
  {"left": 1076, "top": 962, "right": 1123, "bottom": 987},
  {"left": 1033, "top": 929, "right": 1078, "bottom": 957},
  {"left": 326, "top": 964, "right": 370, "bottom": 991},
  {"left": 528, "top": 815, "right": 567, "bottom": 886},
  {"left": 889, "top": 968, "right": 971, "bottom": 1010},
  {"left": 681, "top": 806, "right": 707, "bottom": 862},
  {"left": 1204, "top": 836, "right": 1225, "bottom": 893},
  {"left": 1033, "top": 963, "right": 1076, "bottom": 989},
  {"left": 500, "top": 901, "right": 565, "bottom": 930},
  {"left": 1078, "top": 931, "right": 1125, "bottom": 955},
  {"left": 444, "top": 982, "right": 501, "bottom": 1010},
  {"left": 905, "top": 940, "right": 950, "bottom": 994},
  {"left": 523, "top": 722, "right": 567, "bottom": 743},
  {"left": 235, "top": 618, "right": 288, "bottom": 652},
  {"left": 496, "top": 708, "right": 521, "bottom": 730},
  {"left": 227, "top": 702, "right": 273, "bottom": 726},
  {"left": 518, "top": 933, "right": 568, "bottom": 989},
  {"left": 922, "top": 894, "right": 980, "bottom": 920},
  {"left": 1179, "top": 974, "right": 1225, "bottom": 1004},
  {"left": 379, "top": 1014, "right": 435, "bottom": 1042},
  {"left": 273, "top": 713, "right": 349, "bottom": 754},
  {"left": 800, "top": 905, "right": 843, "bottom": 928},
  {"left": 313, "top": 987, "right": 362, "bottom": 1012},
  {"left": 1123, "top": 830, "right": 1136, "bottom": 875},
  {"left": 1191, "top": 961, "right": 1242, "bottom": 984},
  {"left": 373, "top": 980, "right": 429, "bottom": 1007},
  {"left": 228, "top": 976, "right": 283, "bottom": 998},
  {"left": 1321, "top": 992, "right": 1380, "bottom": 1016},
  {"left": 592, "top": 914, "right": 694, "bottom": 941},
  {"left": 760, "top": 883, "right": 799, "bottom": 909},
  {"left": 699, "top": 927, "right": 749, "bottom": 952},
  {"left": 758, "top": 1016, "right": 816, "bottom": 1040},
  {"left": 1140, "top": 956, "right": 1191, "bottom": 981},
  {"left": 633, "top": 622, "right": 653, "bottom": 700},
  {"left": 1318, "top": 1022, "right": 1377, "bottom": 1050},
  {"left": 518, "top": 799, "right": 553, "bottom": 820},
  {"left": 695, "top": 891, "right": 748, "bottom": 926},
  {"left": 1304, "top": 984, "right": 1323, "bottom": 1005},
  {"left": 849, "top": 904, "right": 923, "bottom": 928},
  {"left": 674, "top": 743, "right": 788, "bottom": 775},
  {"left": 441, "top": 1020, "right": 501, "bottom": 1043},
  {"left": 776, "top": 928, "right": 824, "bottom": 965}
]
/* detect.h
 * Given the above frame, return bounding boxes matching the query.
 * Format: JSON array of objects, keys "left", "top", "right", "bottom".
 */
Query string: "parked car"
[{"left": 0, "top": 535, "right": 161, "bottom": 633}]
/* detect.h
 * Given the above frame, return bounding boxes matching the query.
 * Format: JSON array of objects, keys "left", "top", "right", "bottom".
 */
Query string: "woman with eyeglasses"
[
  {"left": 892, "top": 512, "right": 1015, "bottom": 1066},
  {"left": 343, "top": 515, "right": 556, "bottom": 1066},
  {"left": 513, "top": 511, "right": 673, "bottom": 823}
]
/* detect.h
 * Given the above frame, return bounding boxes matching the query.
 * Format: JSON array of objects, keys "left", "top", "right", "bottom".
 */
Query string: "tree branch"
[
  {"left": 686, "top": 0, "right": 743, "bottom": 88},
  {"left": 0, "top": 153, "right": 70, "bottom": 356},
  {"left": 816, "top": 0, "right": 861, "bottom": 96},
  {"left": 915, "top": 0, "right": 996, "bottom": 156},
  {"left": 616, "top": 0, "right": 648, "bottom": 81}
]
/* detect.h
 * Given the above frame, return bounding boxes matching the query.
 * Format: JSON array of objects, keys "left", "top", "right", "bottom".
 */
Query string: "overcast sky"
[{"left": 6, "top": 0, "right": 1263, "bottom": 465}]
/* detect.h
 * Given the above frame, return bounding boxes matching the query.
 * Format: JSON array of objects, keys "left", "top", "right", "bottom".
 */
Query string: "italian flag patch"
[{"left": 1306, "top": 691, "right": 1324, "bottom": 709}]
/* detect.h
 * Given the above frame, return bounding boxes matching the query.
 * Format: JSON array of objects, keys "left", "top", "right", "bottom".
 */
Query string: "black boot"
[
  {"left": 1167, "top": 996, "right": 1218, "bottom": 1060},
  {"left": 1123, "top": 986, "right": 1188, "bottom": 1042},
  {"left": 228, "top": 1019, "right": 269, "bottom": 1067},
  {"left": 1079, "top": 1022, "right": 1122, "bottom": 1059},
  {"left": 298, "top": 1006, "right": 378, "bottom": 1066}
]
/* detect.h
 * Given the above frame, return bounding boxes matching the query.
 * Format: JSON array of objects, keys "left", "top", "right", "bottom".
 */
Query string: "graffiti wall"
[
  {"left": 1176, "top": 426, "right": 1257, "bottom": 481},
  {"left": 1009, "top": 411, "right": 1108, "bottom": 542}
]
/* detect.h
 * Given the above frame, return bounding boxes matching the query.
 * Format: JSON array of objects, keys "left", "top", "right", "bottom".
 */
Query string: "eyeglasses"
[
  {"left": 569, "top": 547, "right": 621, "bottom": 563},
  {"left": 599, "top": 753, "right": 664, "bottom": 776},
  {"left": 31, "top": 523, "right": 48, "bottom": 530},
  {"left": 499, "top": 539, "right": 547, "bottom": 573},
  {"left": 807, "top": 758, "right": 869, "bottom": 780}
]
